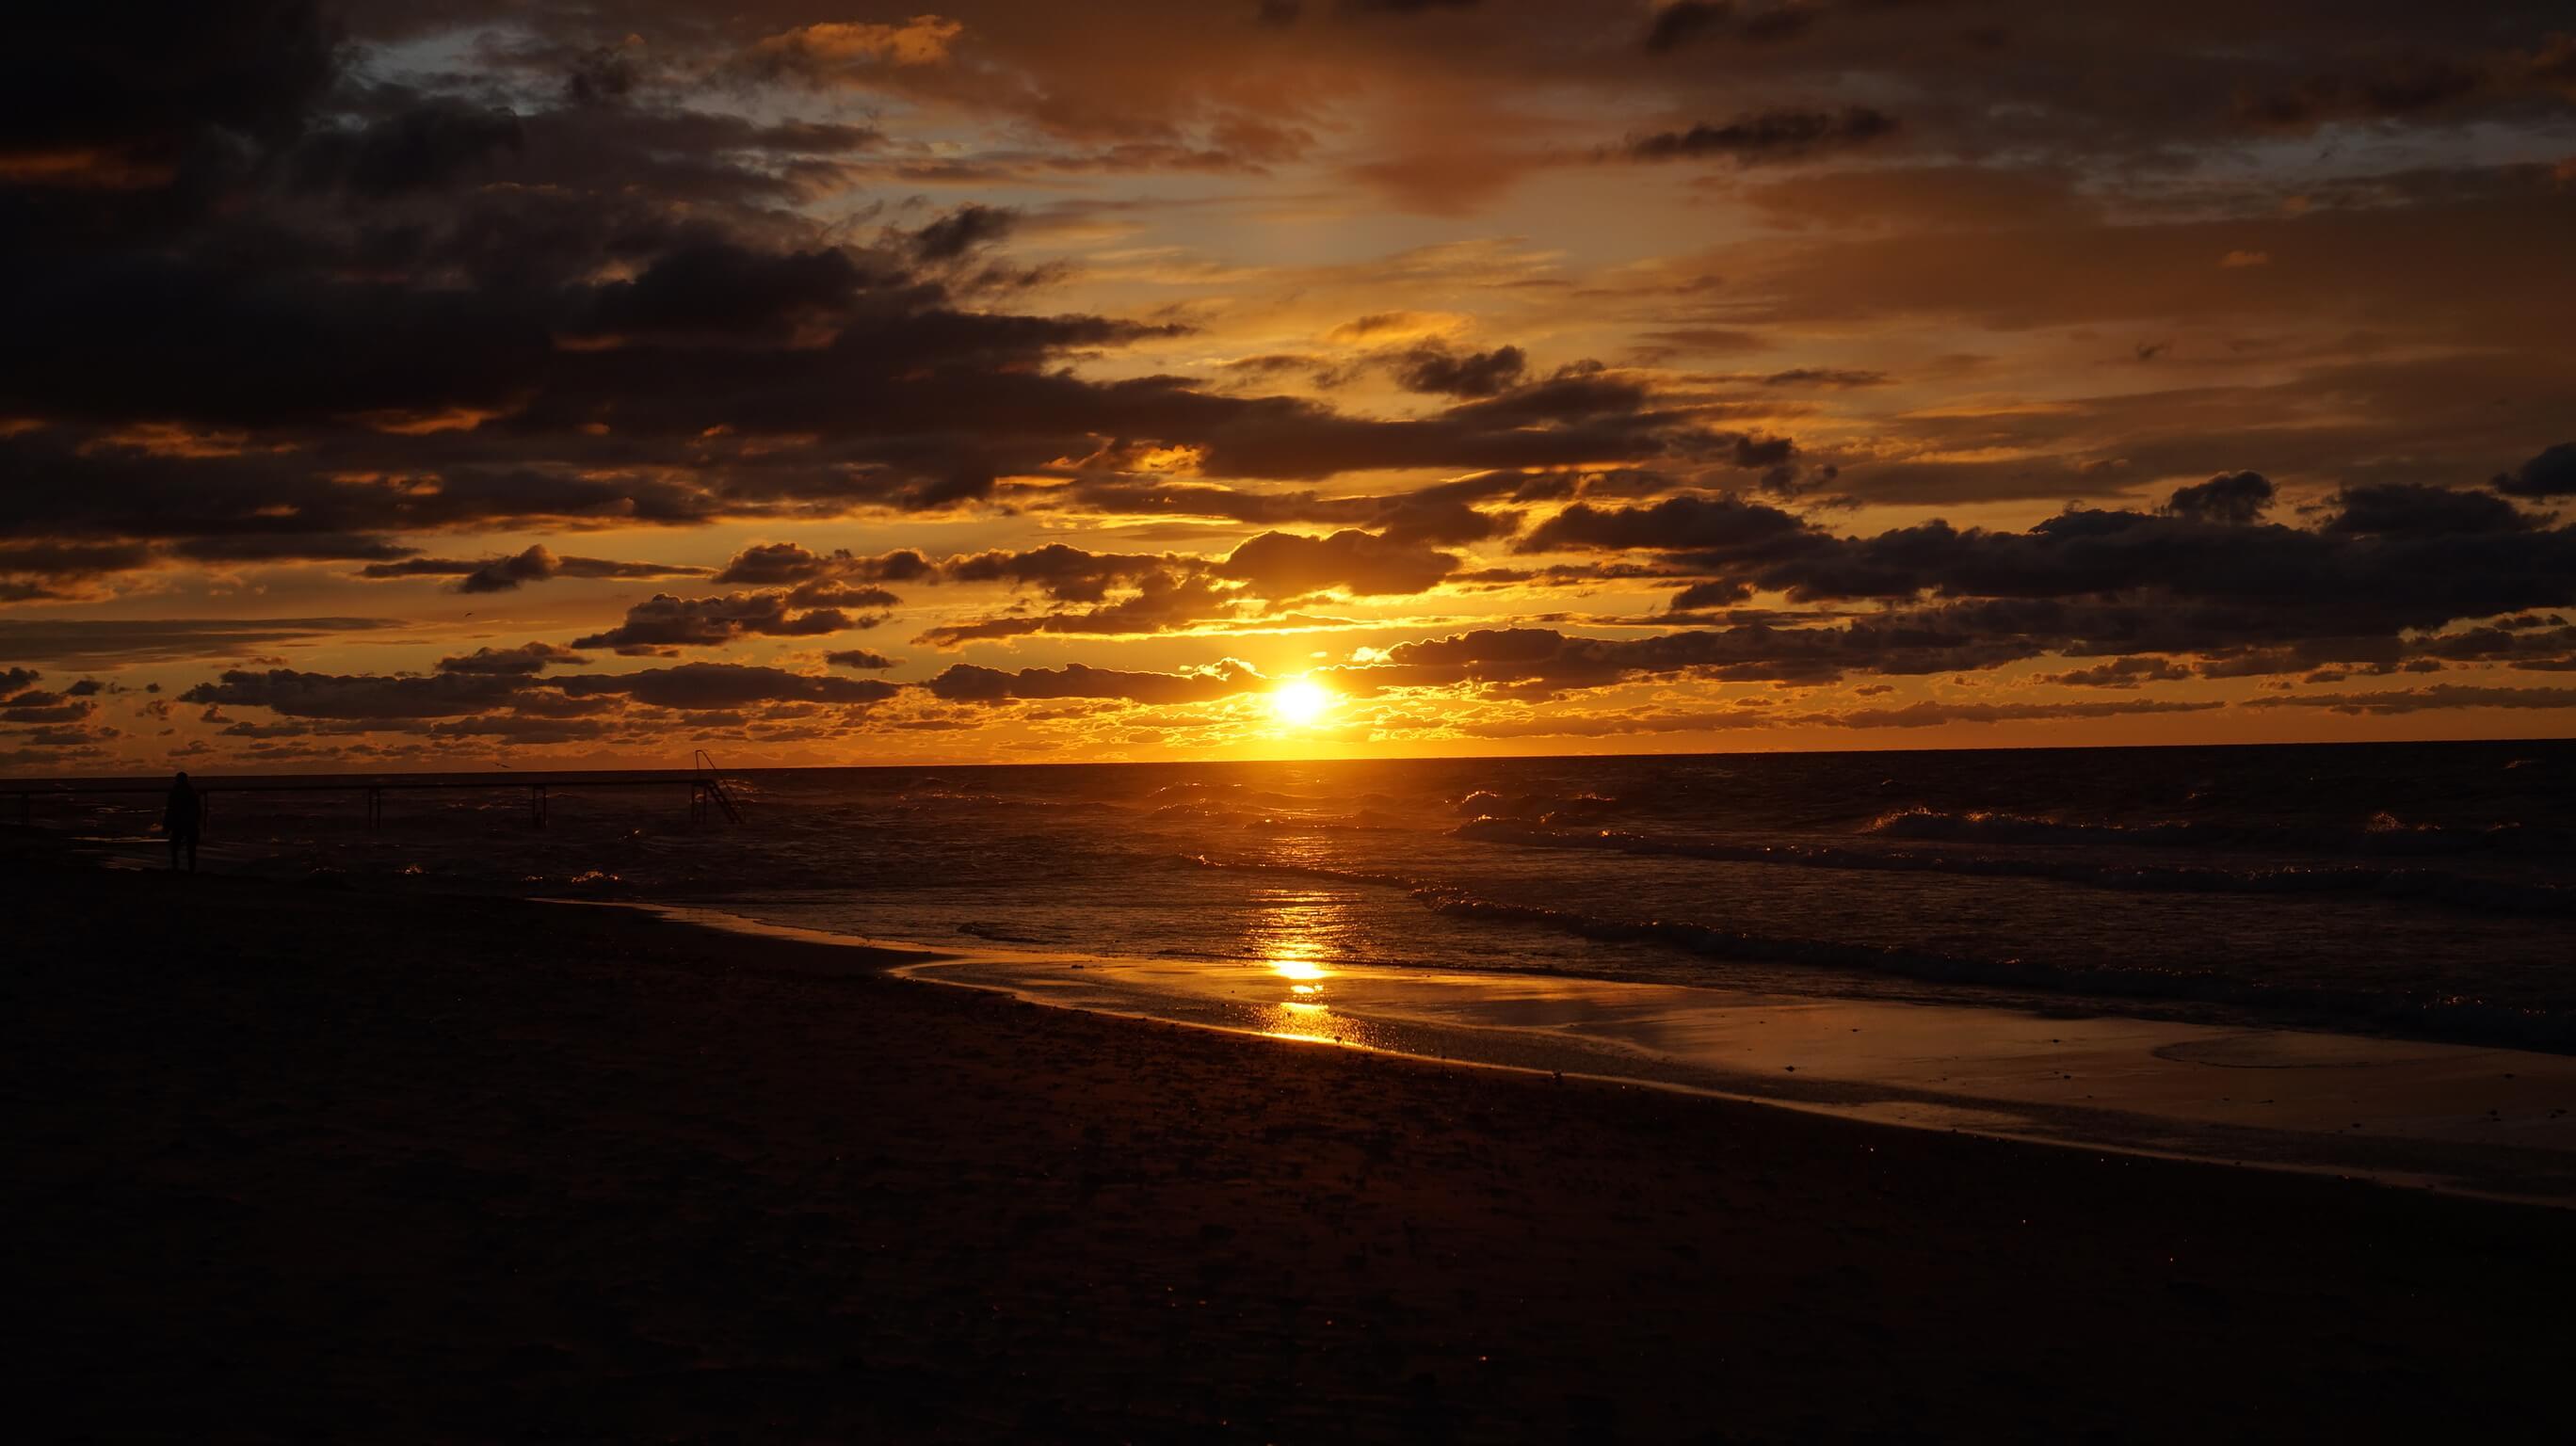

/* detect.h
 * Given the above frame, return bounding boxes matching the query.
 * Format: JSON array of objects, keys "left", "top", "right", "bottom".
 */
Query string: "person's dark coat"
[{"left": 164, "top": 779, "right": 201, "bottom": 838}]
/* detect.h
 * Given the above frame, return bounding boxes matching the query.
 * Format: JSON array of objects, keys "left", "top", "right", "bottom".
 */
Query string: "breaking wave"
[
  {"left": 1457, "top": 820, "right": 2576, "bottom": 917},
  {"left": 1860, "top": 806, "right": 2574, "bottom": 857}
]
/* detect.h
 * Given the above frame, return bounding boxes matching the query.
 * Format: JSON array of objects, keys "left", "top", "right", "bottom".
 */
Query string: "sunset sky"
[{"left": 4, "top": 1, "right": 2573, "bottom": 772}]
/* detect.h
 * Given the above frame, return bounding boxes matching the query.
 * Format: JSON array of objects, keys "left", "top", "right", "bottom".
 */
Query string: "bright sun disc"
[{"left": 1271, "top": 678, "right": 1333, "bottom": 726}]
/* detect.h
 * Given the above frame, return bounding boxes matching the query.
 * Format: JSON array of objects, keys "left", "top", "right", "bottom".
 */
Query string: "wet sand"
[
  {"left": 8, "top": 854, "right": 2575, "bottom": 1440},
  {"left": 898, "top": 950, "right": 2576, "bottom": 1204}
]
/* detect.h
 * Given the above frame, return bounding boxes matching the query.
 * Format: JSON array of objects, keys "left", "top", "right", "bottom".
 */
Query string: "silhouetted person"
[{"left": 163, "top": 771, "right": 201, "bottom": 873}]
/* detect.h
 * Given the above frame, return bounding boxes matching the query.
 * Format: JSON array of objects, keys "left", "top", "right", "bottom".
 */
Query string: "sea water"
[{"left": 40, "top": 739, "right": 2574, "bottom": 1052}]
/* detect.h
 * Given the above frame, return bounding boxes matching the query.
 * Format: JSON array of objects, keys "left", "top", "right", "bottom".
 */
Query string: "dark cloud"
[
  {"left": 1505, "top": 494, "right": 2576, "bottom": 669},
  {"left": 1643, "top": 2, "right": 1734, "bottom": 54},
  {"left": 1670, "top": 580, "right": 1755, "bottom": 611},
  {"left": 1756, "top": 368, "right": 1893, "bottom": 389},
  {"left": 715, "top": 543, "right": 938, "bottom": 586},
  {"left": 570, "top": 591, "right": 884, "bottom": 653},
  {"left": 720, "top": 530, "right": 1502, "bottom": 651},
  {"left": 2491, "top": 442, "right": 2576, "bottom": 499},
  {"left": 908, "top": 204, "right": 1020, "bottom": 262},
  {"left": 2041, "top": 656, "right": 2195, "bottom": 688},
  {"left": 913, "top": 572, "right": 1240, "bottom": 650},
  {"left": 434, "top": 642, "right": 589, "bottom": 676},
  {"left": 169, "top": 534, "right": 420, "bottom": 564},
  {"left": 2245, "top": 683, "right": 2576, "bottom": 715},
  {"left": 360, "top": 544, "right": 711, "bottom": 592},
  {"left": 181, "top": 667, "right": 531, "bottom": 721},
  {"left": 2, "top": 726, "right": 119, "bottom": 754},
  {"left": 1563, "top": 490, "right": 2565, "bottom": 597},
  {"left": 944, "top": 544, "right": 1178, "bottom": 602},
  {"left": 562, "top": 43, "right": 639, "bottom": 106},
  {"left": 1456, "top": 696, "right": 2225, "bottom": 738},
  {"left": 2164, "top": 471, "right": 2276, "bottom": 525},
  {"left": 1444, "top": 367, "right": 1650, "bottom": 426},
  {"left": 0, "top": 3, "right": 339, "bottom": 173},
  {"left": 716, "top": 540, "right": 1228, "bottom": 626},
  {"left": 2, "top": 690, "right": 100, "bottom": 726},
  {"left": 4, "top": 15, "right": 1795, "bottom": 564},
  {"left": 423, "top": 715, "right": 615, "bottom": 745},
  {"left": 181, "top": 657, "right": 899, "bottom": 724},
  {"left": 2406, "top": 621, "right": 2576, "bottom": 671},
  {"left": 0, "top": 290, "right": 1711, "bottom": 547},
  {"left": 1626, "top": 108, "right": 1898, "bottom": 164},
  {"left": 1163, "top": 381, "right": 1735, "bottom": 480},
  {"left": 0, "top": 540, "right": 158, "bottom": 599},
  {"left": 1437, "top": 706, "right": 1755, "bottom": 739},
  {"left": 555, "top": 664, "right": 899, "bottom": 711},
  {"left": 1218, "top": 528, "right": 1461, "bottom": 597},
  {"left": 1041, "top": 474, "right": 1522, "bottom": 544},
  {"left": 785, "top": 580, "right": 902, "bottom": 609},
  {"left": 1818, "top": 699, "right": 2224, "bottom": 729},
  {"left": 2237, "top": 58, "right": 2488, "bottom": 132},
  {"left": 1324, "top": 618, "right": 2040, "bottom": 696},
  {"left": 0, "top": 541, "right": 155, "bottom": 577},
  {"left": 1521, "top": 493, "right": 1816, "bottom": 562},
  {"left": 0, "top": 618, "right": 396, "bottom": 667},
  {"left": 290, "top": 99, "right": 525, "bottom": 196},
  {"left": 895, "top": 519, "right": 1542, "bottom": 649},
  {"left": 1635, "top": 327, "right": 1775, "bottom": 355},
  {"left": 2233, "top": 39, "right": 2576, "bottom": 135},
  {"left": 825, "top": 649, "right": 897, "bottom": 670},
  {"left": 1390, "top": 344, "right": 1528, "bottom": 397},
  {"left": 569, "top": 244, "right": 877, "bottom": 345},
  {"left": 926, "top": 660, "right": 1265, "bottom": 705},
  {"left": 2324, "top": 484, "right": 2534, "bottom": 537},
  {"left": 1217, "top": 353, "right": 1324, "bottom": 382}
]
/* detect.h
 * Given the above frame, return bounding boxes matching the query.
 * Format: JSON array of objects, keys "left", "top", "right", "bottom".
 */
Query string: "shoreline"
[
  {"left": 900, "top": 956, "right": 2576, "bottom": 1207},
  {"left": 572, "top": 899, "right": 2576, "bottom": 1207},
  {"left": 12, "top": 853, "right": 2576, "bottom": 1437}
]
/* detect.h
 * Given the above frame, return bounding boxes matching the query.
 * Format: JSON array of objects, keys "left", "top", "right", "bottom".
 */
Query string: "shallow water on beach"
[
  {"left": 33, "top": 739, "right": 2576, "bottom": 1051},
  {"left": 886, "top": 948, "right": 2576, "bottom": 1205}
]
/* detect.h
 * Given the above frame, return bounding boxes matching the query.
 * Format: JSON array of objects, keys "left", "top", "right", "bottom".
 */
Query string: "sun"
[{"left": 1270, "top": 677, "right": 1335, "bottom": 727}]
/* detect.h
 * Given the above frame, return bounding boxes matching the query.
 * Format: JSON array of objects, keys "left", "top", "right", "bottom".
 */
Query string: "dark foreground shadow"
[{"left": 8, "top": 858, "right": 2572, "bottom": 1441}]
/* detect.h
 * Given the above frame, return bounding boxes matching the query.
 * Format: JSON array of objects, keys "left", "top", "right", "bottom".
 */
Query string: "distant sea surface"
[{"left": 36, "top": 741, "right": 2576, "bottom": 1051}]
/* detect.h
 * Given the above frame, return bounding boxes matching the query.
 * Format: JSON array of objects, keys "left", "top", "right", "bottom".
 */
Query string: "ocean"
[{"left": 35, "top": 739, "right": 2575, "bottom": 1052}]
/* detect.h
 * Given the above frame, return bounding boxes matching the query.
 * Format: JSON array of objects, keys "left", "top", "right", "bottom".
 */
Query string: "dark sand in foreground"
[{"left": 9, "top": 854, "right": 2572, "bottom": 1441}]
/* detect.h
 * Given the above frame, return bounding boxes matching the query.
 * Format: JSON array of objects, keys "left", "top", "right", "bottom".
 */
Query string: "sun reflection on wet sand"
[
  {"left": 1248, "top": 891, "right": 1360, "bottom": 1044},
  {"left": 1261, "top": 997, "right": 1344, "bottom": 1045}
]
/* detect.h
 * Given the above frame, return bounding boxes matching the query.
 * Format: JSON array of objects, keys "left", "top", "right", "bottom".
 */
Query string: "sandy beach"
[
  {"left": 897, "top": 948, "right": 2576, "bottom": 1204},
  {"left": 10, "top": 851, "right": 2574, "bottom": 1441}
]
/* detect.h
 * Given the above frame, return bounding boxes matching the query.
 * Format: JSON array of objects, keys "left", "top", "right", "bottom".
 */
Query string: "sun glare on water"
[{"left": 1270, "top": 677, "right": 1334, "bottom": 726}]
